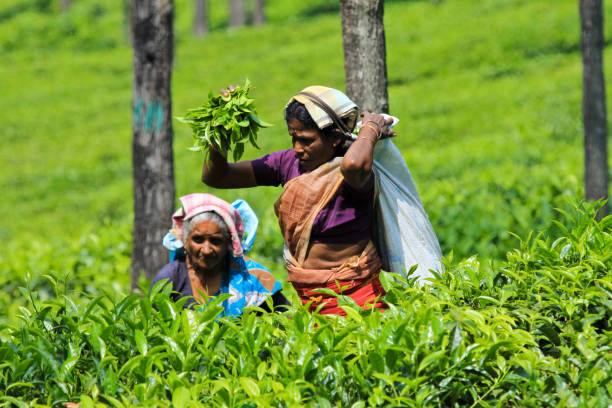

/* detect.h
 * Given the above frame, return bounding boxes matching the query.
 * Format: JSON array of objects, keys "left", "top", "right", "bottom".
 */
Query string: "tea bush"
[
  {"left": 0, "top": 220, "right": 131, "bottom": 327},
  {"left": 1, "top": 202, "right": 610, "bottom": 407}
]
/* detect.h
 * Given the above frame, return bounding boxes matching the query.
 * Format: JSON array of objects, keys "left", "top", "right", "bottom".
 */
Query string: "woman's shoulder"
[
  {"left": 265, "top": 148, "right": 296, "bottom": 161},
  {"left": 252, "top": 149, "right": 296, "bottom": 167},
  {"left": 152, "top": 260, "right": 188, "bottom": 285},
  {"left": 250, "top": 149, "right": 299, "bottom": 186}
]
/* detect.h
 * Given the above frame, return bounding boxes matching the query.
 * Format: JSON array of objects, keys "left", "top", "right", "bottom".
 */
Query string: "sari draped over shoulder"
[{"left": 274, "top": 157, "right": 386, "bottom": 315}]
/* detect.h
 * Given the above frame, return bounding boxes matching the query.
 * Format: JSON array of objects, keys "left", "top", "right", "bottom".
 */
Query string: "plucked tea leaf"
[{"left": 178, "top": 80, "right": 271, "bottom": 161}]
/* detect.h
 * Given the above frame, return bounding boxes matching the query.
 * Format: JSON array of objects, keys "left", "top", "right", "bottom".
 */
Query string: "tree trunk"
[
  {"left": 123, "top": 0, "right": 131, "bottom": 45},
  {"left": 61, "top": 0, "right": 73, "bottom": 12},
  {"left": 228, "top": 0, "right": 246, "bottom": 27},
  {"left": 580, "top": 0, "right": 609, "bottom": 218},
  {"left": 253, "top": 0, "right": 266, "bottom": 26},
  {"left": 194, "top": 0, "right": 209, "bottom": 36},
  {"left": 130, "top": 0, "right": 176, "bottom": 289},
  {"left": 340, "top": 0, "right": 389, "bottom": 113}
]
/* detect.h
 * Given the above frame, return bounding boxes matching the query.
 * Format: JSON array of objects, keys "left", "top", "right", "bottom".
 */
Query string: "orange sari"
[{"left": 274, "top": 158, "right": 386, "bottom": 315}]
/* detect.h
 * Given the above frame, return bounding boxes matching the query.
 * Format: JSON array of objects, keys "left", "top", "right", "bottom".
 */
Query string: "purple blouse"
[{"left": 250, "top": 149, "right": 374, "bottom": 244}]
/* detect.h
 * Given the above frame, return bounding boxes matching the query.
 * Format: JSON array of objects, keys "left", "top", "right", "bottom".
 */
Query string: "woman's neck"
[{"left": 186, "top": 258, "right": 225, "bottom": 300}]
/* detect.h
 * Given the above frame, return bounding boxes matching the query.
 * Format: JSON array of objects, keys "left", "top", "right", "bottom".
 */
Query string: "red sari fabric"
[{"left": 292, "top": 272, "right": 387, "bottom": 315}]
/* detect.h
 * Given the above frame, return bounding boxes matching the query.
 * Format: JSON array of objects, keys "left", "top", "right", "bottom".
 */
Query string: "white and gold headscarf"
[{"left": 287, "top": 86, "right": 359, "bottom": 134}]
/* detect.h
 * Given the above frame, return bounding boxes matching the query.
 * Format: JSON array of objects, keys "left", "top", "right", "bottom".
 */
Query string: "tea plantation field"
[{"left": 1, "top": 0, "right": 611, "bottom": 406}]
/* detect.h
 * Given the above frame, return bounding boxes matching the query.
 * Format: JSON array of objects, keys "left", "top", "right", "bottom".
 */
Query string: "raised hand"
[{"left": 361, "top": 112, "right": 397, "bottom": 140}]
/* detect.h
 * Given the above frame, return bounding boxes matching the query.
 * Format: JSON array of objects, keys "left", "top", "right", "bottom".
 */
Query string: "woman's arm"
[
  {"left": 201, "top": 84, "right": 260, "bottom": 189},
  {"left": 201, "top": 147, "right": 258, "bottom": 189},
  {"left": 340, "top": 113, "right": 395, "bottom": 190}
]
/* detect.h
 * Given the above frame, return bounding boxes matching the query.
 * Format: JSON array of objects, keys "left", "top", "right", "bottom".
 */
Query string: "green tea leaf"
[
  {"left": 135, "top": 329, "right": 148, "bottom": 356},
  {"left": 172, "top": 386, "right": 191, "bottom": 408},
  {"left": 239, "top": 377, "right": 260, "bottom": 397},
  {"left": 179, "top": 80, "right": 271, "bottom": 161},
  {"left": 80, "top": 395, "right": 94, "bottom": 408}
]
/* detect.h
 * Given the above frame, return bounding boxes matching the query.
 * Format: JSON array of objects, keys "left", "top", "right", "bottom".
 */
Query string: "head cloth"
[
  {"left": 171, "top": 193, "right": 244, "bottom": 257},
  {"left": 288, "top": 86, "right": 359, "bottom": 133}
]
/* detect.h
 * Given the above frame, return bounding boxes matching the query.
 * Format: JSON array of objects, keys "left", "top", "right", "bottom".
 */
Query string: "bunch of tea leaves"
[{"left": 177, "top": 79, "right": 271, "bottom": 162}]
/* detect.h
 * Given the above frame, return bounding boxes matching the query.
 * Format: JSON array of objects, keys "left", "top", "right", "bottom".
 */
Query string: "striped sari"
[{"left": 275, "top": 157, "right": 386, "bottom": 315}]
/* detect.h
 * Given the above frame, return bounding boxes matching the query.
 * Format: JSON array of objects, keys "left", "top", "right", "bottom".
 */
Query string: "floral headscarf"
[{"left": 171, "top": 193, "right": 244, "bottom": 257}]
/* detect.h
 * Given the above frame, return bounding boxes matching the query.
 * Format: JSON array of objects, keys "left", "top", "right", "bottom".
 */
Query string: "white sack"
[{"left": 372, "top": 138, "right": 443, "bottom": 285}]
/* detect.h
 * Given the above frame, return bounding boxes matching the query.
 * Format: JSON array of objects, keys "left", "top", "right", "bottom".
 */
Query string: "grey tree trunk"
[
  {"left": 194, "top": 0, "right": 209, "bottom": 36},
  {"left": 580, "top": 0, "right": 609, "bottom": 218},
  {"left": 61, "top": 0, "right": 73, "bottom": 12},
  {"left": 228, "top": 0, "right": 246, "bottom": 27},
  {"left": 340, "top": 0, "right": 389, "bottom": 113},
  {"left": 123, "top": 0, "right": 131, "bottom": 45},
  {"left": 253, "top": 0, "right": 266, "bottom": 26},
  {"left": 130, "top": 0, "right": 176, "bottom": 289}
]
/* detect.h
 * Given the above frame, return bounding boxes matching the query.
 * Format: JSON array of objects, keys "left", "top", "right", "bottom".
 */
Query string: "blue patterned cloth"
[
  {"left": 230, "top": 199, "right": 258, "bottom": 254},
  {"left": 214, "top": 256, "right": 283, "bottom": 317}
]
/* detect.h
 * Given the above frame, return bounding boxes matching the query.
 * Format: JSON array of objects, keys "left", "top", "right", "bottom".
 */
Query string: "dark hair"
[
  {"left": 285, "top": 100, "right": 318, "bottom": 129},
  {"left": 284, "top": 100, "right": 349, "bottom": 143}
]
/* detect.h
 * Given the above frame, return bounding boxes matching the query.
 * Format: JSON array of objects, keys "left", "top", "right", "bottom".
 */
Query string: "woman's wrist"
[
  {"left": 357, "top": 124, "right": 380, "bottom": 143},
  {"left": 362, "top": 121, "right": 381, "bottom": 138}
]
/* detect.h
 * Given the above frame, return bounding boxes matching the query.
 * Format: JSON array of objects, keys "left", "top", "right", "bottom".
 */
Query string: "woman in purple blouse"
[{"left": 201, "top": 85, "right": 395, "bottom": 315}]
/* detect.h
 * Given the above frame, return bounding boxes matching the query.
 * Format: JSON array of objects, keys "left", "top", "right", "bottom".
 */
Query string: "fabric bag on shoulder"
[{"left": 371, "top": 137, "right": 443, "bottom": 285}]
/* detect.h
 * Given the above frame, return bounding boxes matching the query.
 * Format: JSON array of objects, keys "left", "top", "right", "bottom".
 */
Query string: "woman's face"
[
  {"left": 185, "top": 220, "right": 229, "bottom": 274},
  {"left": 287, "top": 118, "right": 341, "bottom": 172}
]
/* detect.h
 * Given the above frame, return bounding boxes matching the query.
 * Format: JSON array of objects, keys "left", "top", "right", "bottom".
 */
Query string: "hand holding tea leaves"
[{"left": 177, "top": 79, "right": 272, "bottom": 161}]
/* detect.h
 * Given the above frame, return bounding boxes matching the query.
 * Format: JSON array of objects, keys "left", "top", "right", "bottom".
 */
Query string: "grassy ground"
[{"left": 1, "top": 0, "right": 611, "bottom": 285}]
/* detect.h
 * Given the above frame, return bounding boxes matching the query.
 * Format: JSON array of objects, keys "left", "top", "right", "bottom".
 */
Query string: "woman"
[
  {"left": 202, "top": 86, "right": 395, "bottom": 315},
  {"left": 151, "top": 193, "right": 290, "bottom": 316}
]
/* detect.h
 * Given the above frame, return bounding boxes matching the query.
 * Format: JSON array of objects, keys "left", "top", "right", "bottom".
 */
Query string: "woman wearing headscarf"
[
  {"left": 201, "top": 86, "right": 395, "bottom": 315},
  {"left": 151, "top": 193, "right": 290, "bottom": 316}
]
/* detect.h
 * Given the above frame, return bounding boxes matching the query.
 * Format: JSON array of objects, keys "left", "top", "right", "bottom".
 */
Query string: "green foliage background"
[
  {"left": 2, "top": 0, "right": 606, "bottom": 264},
  {"left": 1, "top": 0, "right": 612, "bottom": 405}
]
